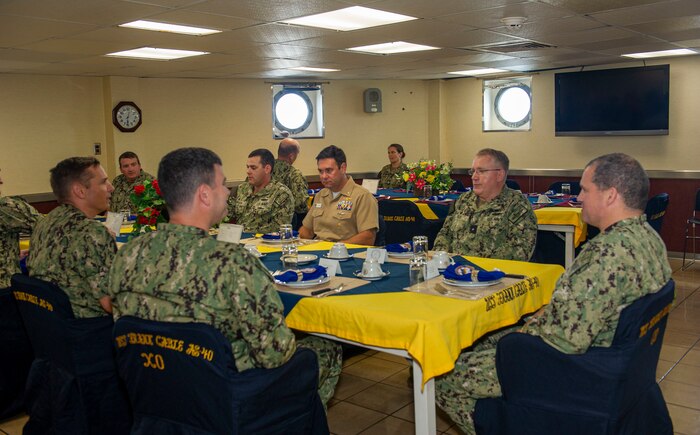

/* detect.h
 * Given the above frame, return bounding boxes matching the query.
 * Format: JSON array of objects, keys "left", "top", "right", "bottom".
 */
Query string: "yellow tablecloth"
[
  {"left": 284, "top": 255, "right": 563, "bottom": 387},
  {"left": 534, "top": 207, "right": 587, "bottom": 247}
]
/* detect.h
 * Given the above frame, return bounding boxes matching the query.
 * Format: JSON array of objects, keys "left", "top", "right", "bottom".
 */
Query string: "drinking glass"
[
  {"left": 422, "top": 184, "right": 433, "bottom": 200},
  {"left": 409, "top": 235, "right": 429, "bottom": 286},
  {"left": 561, "top": 183, "right": 571, "bottom": 196},
  {"left": 280, "top": 224, "right": 297, "bottom": 269}
]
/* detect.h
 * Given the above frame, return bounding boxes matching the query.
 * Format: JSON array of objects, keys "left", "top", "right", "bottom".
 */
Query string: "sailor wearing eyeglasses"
[{"left": 433, "top": 148, "right": 536, "bottom": 261}]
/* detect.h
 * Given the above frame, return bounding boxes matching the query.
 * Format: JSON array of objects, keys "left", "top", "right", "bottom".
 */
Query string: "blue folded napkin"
[
  {"left": 428, "top": 195, "right": 447, "bottom": 201},
  {"left": 443, "top": 264, "right": 505, "bottom": 282},
  {"left": 274, "top": 266, "right": 327, "bottom": 283},
  {"left": 385, "top": 242, "right": 412, "bottom": 253},
  {"left": 262, "top": 231, "right": 299, "bottom": 240}
]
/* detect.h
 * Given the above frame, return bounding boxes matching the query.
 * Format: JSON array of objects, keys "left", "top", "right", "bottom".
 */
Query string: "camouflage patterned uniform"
[
  {"left": 108, "top": 223, "right": 342, "bottom": 406},
  {"left": 435, "top": 215, "right": 672, "bottom": 434},
  {"left": 28, "top": 204, "right": 116, "bottom": 318},
  {"left": 228, "top": 180, "right": 294, "bottom": 234},
  {"left": 0, "top": 196, "right": 41, "bottom": 288},
  {"left": 433, "top": 187, "right": 536, "bottom": 261},
  {"left": 378, "top": 163, "right": 408, "bottom": 189},
  {"left": 110, "top": 170, "right": 154, "bottom": 212},
  {"left": 272, "top": 159, "right": 309, "bottom": 214}
]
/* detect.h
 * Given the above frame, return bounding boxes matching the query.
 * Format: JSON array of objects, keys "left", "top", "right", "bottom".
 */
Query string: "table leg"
[
  {"left": 413, "top": 360, "right": 437, "bottom": 435},
  {"left": 564, "top": 230, "right": 574, "bottom": 269}
]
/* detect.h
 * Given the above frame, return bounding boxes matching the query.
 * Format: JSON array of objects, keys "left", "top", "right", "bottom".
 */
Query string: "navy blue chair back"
[
  {"left": 114, "top": 316, "right": 328, "bottom": 435},
  {"left": 0, "top": 287, "right": 33, "bottom": 419},
  {"left": 474, "top": 280, "right": 675, "bottom": 435},
  {"left": 10, "top": 274, "right": 131, "bottom": 435},
  {"left": 450, "top": 178, "right": 467, "bottom": 192},
  {"left": 547, "top": 181, "right": 581, "bottom": 195},
  {"left": 644, "top": 193, "right": 670, "bottom": 234},
  {"left": 505, "top": 179, "right": 521, "bottom": 191},
  {"left": 378, "top": 200, "right": 442, "bottom": 248}
]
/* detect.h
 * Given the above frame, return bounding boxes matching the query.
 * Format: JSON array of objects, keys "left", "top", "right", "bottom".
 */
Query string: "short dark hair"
[
  {"left": 476, "top": 148, "right": 510, "bottom": 172},
  {"left": 50, "top": 157, "right": 101, "bottom": 203},
  {"left": 119, "top": 151, "right": 140, "bottom": 165},
  {"left": 158, "top": 148, "right": 222, "bottom": 212},
  {"left": 248, "top": 148, "right": 275, "bottom": 170},
  {"left": 277, "top": 138, "right": 300, "bottom": 158},
  {"left": 388, "top": 143, "right": 405, "bottom": 159},
  {"left": 316, "top": 145, "right": 346, "bottom": 168},
  {"left": 586, "top": 153, "right": 648, "bottom": 210}
]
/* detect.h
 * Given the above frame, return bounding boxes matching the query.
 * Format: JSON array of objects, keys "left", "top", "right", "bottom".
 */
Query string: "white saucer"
[
  {"left": 275, "top": 275, "right": 330, "bottom": 288},
  {"left": 322, "top": 254, "right": 353, "bottom": 261},
  {"left": 286, "top": 254, "right": 318, "bottom": 266},
  {"left": 353, "top": 270, "right": 390, "bottom": 281},
  {"left": 387, "top": 252, "right": 413, "bottom": 258},
  {"left": 442, "top": 277, "right": 501, "bottom": 288}
]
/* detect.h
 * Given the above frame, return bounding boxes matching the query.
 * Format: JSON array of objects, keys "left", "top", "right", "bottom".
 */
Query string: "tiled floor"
[{"left": 2, "top": 258, "right": 699, "bottom": 435}]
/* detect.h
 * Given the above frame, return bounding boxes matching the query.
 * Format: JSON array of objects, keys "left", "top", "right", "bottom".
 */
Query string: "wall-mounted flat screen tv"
[{"left": 555, "top": 64, "right": 669, "bottom": 136}]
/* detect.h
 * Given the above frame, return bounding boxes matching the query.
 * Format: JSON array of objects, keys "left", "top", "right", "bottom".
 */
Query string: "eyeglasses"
[{"left": 467, "top": 168, "right": 502, "bottom": 177}]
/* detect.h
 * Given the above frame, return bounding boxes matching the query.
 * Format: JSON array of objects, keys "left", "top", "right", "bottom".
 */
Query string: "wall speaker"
[{"left": 363, "top": 88, "right": 382, "bottom": 113}]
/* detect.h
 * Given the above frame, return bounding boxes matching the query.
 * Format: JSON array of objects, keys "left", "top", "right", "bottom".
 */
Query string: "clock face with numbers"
[{"left": 112, "top": 101, "right": 142, "bottom": 132}]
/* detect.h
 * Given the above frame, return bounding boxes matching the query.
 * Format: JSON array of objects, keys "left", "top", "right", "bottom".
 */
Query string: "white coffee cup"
[
  {"left": 328, "top": 243, "right": 349, "bottom": 259},
  {"left": 432, "top": 251, "right": 453, "bottom": 269},
  {"left": 361, "top": 259, "right": 383, "bottom": 278}
]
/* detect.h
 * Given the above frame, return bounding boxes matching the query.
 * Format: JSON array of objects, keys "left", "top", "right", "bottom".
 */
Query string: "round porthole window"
[
  {"left": 273, "top": 90, "right": 313, "bottom": 134},
  {"left": 494, "top": 84, "right": 531, "bottom": 128}
]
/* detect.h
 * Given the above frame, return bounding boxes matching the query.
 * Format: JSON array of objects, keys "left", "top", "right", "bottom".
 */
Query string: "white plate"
[
  {"left": 387, "top": 251, "right": 413, "bottom": 258},
  {"left": 353, "top": 270, "right": 390, "bottom": 281},
  {"left": 275, "top": 275, "right": 330, "bottom": 288},
  {"left": 262, "top": 237, "right": 299, "bottom": 245},
  {"left": 286, "top": 254, "right": 318, "bottom": 265},
  {"left": 322, "top": 254, "right": 353, "bottom": 261},
  {"left": 442, "top": 277, "right": 502, "bottom": 288}
]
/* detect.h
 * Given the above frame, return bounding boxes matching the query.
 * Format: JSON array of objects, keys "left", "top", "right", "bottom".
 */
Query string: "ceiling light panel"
[
  {"left": 119, "top": 20, "right": 221, "bottom": 36},
  {"left": 346, "top": 41, "right": 439, "bottom": 54},
  {"left": 105, "top": 47, "right": 209, "bottom": 60},
  {"left": 281, "top": 6, "right": 417, "bottom": 31},
  {"left": 622, "top": 48, "right": 696, "bottom": 58},
  {"left": 448, "top": 68, "right": 506, "bottom": 76}
]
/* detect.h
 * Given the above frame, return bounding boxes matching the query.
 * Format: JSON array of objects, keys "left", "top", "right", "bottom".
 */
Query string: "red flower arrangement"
[{"left": 129, "top": 179, "right": 166, "bottom": 237}]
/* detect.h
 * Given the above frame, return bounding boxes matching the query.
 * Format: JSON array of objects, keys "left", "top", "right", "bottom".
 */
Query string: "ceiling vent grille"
[{"left": 472, "top": 41, "right": 555, "bottom": 53}]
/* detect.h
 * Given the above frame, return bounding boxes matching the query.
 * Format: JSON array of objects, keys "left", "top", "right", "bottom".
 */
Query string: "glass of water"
[
  {"left": 280, "top": 224, "right": 297, "bottom": 270},
  {"left": 409, "top": 235, "right": 429, "bottom": 286},
  {"left": 561, "top": 183, "right": 571, "bottom": 196}
]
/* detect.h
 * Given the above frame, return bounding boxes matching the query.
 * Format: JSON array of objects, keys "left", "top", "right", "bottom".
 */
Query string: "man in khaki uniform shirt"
[{"left": 300, "top": 145, "right": 378, "bottom": 245}]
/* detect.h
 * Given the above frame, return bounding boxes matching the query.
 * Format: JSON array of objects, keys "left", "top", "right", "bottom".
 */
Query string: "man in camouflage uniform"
[
  {"left": 433, "top": 148, "right": 536, "bottom": 261},
  {"left": 272, "top": 138, "right": 309, "bottom": 215},
  {"left": 110, "top": 151, "right": 154, "bottom": 212},
  {"left": 28, "top": 157, "right": 116, "bottom": 317},
  {"left": 435, "top": 153, "right": 672, "bottom": 434},
  {"left": 228, "top": 148, "right": 294, "bottom": 234},
  {"left": 0, "top": 169, "right": 42, "bottom": 288},
  {"left": 108, "top": 147, "right": 341, "bottom": 407}
]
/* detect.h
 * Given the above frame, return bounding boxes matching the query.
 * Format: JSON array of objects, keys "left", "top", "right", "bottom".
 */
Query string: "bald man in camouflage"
[
  {"left": 108, "top": 147, "right": 341, "bottom": 407},
  {"left": 435, "top": 153, "right": 672, "bottom": 434}
]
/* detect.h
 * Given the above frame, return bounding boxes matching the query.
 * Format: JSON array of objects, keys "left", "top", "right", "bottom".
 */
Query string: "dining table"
[{"left": 246, "top": 237, "right": 565, "bottom": 435}]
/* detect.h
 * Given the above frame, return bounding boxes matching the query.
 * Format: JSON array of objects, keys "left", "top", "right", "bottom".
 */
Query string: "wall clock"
[{"left": 112, "top": 101, "right": 142, "bottom": 132}]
